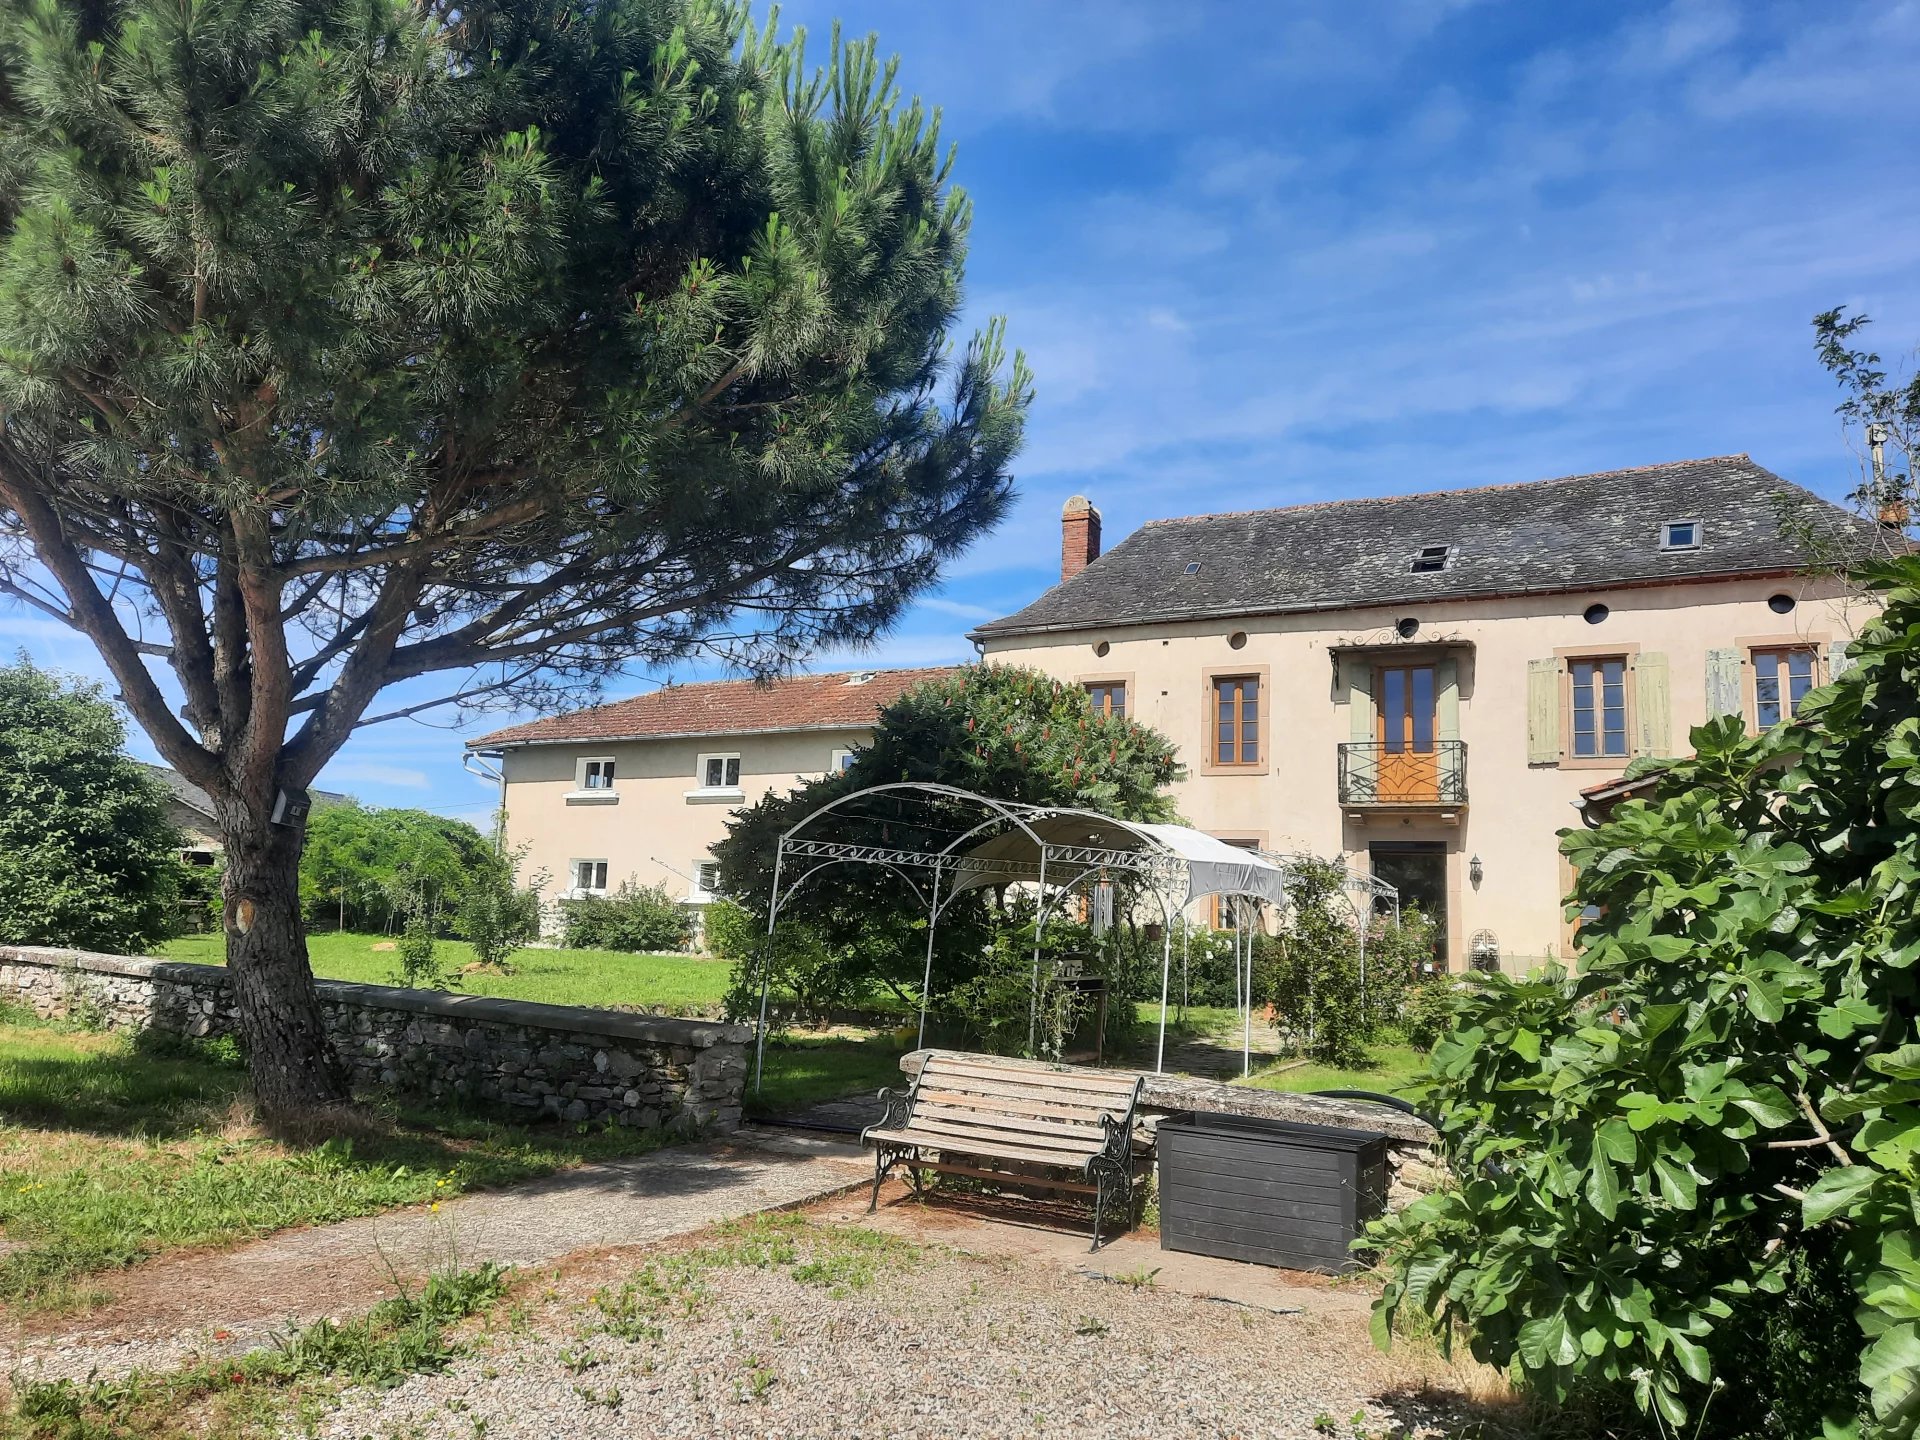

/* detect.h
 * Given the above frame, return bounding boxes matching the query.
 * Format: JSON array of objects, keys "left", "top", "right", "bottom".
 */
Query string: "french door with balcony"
[{"left": 1375, "top": 662, "right": 1439, "bottom": 803}]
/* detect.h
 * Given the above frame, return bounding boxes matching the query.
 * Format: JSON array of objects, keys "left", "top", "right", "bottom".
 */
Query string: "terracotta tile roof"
[
  {"left": 471, "top": 666, "right": 963, "bottom": 747},
  {"left": 974, "top": 455, "right": 1892, "bottom": 638}
]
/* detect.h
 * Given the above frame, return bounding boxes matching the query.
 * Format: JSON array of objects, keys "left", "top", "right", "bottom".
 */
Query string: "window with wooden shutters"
[
  {"left": 1212, "top": 675, "right": 1259, "bottom": 766},
  {"left": 1539, "top": 648, "right": 1653, "bottom": 767},
  {"left": 1569, "top": 656, "right": 1629, "bottom": 758},
  {"left": 1751, "top": 646, "right": 1819, "bottom": 727},
  {"left": 1085, "top": 681, "right": 1127, "bottom": 719}
]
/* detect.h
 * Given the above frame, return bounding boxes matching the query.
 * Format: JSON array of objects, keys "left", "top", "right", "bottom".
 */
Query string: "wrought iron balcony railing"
[{"left": 1337, "top": 740, "right": 1467, "bottom": 806}]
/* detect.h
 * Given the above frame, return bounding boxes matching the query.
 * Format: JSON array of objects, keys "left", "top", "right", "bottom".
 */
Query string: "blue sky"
[{"left": 5, "top": 0, "right": 1917, "bottom": 823}]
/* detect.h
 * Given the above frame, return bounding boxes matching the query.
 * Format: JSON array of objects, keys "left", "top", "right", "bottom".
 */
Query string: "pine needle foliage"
[{"left": 0, "top": 0, "right": 1029, "bottom": 1110}]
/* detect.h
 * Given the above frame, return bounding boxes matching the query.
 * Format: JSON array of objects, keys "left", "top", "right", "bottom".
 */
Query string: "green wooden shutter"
[
  {"left": 1828, "top": 638, "right": 1855, "bottom": 680},
  {"left": 1348, "top": 657, "right": 1374, "bottom": 742},
  {"left": 1436, "top": 656, "right": 1460, "bottom": 742},
  {"left": 1346, "top": 658, "right": 1376, "bottom": 801},
  {"left": 1633, "top": 652, "right": 1670, "bottom": 757},
  {"left": 1705, "top": 648, "right": 1743, "bottom": 719},
  {"left": 1526, "top": 658, "right": 1560, "bottom": 764}
]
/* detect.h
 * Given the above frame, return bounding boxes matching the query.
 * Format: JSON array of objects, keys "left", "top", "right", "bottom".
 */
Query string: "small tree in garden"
[
  {"left": 1258, "top": 862, "right": 1428, "bottom": 1067},
  {"left": 1368, "top": 558, "right": 1920, "bottom": 1439},
  {"left": 0, "top": 659, "right": 182, "bottom": 952},
  {"left": 452, "top": 850, "right": 544, "bottom": 973},
  {"left": 713, "top": 664, "right": 1184, "bottom": 1039},
  {"left": 0, "top": 0, "right": 1028, "bottom": 1117}
]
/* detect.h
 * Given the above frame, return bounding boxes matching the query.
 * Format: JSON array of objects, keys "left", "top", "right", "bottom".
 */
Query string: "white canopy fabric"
[
  {"left": 1128, "top": 822, "right": 1289, "bottom": 908},
  {"left": 944, "top": 809, "right": 1289, "bottom": 910}
]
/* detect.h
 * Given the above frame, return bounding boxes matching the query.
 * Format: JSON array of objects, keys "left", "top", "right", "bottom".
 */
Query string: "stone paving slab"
[{"left": 1, "top": 1127, "right": 870, "bottom": 1387}]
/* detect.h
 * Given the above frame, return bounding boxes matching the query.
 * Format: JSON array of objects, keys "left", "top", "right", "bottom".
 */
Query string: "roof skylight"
[
  {"left": 1660, "top": 520, "right": 1701, "bottom": 551},
  {"left": 1409, "top": 544, "right": 1452, "bottom": 574}
]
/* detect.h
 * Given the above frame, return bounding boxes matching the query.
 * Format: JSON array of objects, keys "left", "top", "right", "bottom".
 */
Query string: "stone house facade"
[{"left": 970, "top": 455, "right": 1888, "bottom": 971}]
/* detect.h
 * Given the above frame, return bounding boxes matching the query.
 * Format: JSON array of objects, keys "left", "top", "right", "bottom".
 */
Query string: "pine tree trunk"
[{"left": 220, "top": 819, "right": 351, "bottom": 1120}]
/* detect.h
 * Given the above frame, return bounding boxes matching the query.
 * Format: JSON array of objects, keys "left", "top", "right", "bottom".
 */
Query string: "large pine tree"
[{"left": 0, "top": 0, "right": 1029, "bottom": 1117}]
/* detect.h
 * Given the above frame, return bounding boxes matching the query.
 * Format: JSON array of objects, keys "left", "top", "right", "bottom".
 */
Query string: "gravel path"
[
  {"left": 310, "top": 1193, "right": 1490, "bottom": 1440},
  {"left": 1, "top": 1128, "right": 869, "bottom": 1386}
]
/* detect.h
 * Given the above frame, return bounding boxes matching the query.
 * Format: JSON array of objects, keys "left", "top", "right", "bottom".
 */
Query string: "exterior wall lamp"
[{"left": 1469, "top": 854, "right": 1484, "bottom": 887}]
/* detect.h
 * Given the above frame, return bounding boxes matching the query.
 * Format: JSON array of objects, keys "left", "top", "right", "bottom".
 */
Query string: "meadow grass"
[
  {"left": 1240, "top": 1045, "right": 1427, "bottom": 1098},
  {"left": 745, "top": 1032, "right": 912, "bottom": 1118},
  {"left": 157, "top": 930, "right": 735, "bottom": 1013},
  {"left": 0, "top": 1015, "right": 668, "bottom": 1314}
]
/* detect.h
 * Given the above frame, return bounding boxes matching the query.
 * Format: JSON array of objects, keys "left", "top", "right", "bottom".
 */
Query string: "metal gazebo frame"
[{"left": 751, "top": 783, "right": 1298, "bottom": 1089}]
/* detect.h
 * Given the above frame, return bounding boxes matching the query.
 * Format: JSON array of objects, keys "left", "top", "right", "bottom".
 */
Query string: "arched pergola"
[{"left": 753, "top": 783, "right": 1296, "bottom": 1089}]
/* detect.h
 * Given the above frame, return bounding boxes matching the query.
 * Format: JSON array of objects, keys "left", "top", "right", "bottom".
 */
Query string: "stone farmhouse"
[
  {"left": 471, "top": 454, "right": 1884, "bottom": 969},
  {"left": 973, "top": 455, "right": 1881, "bottom": 970}
]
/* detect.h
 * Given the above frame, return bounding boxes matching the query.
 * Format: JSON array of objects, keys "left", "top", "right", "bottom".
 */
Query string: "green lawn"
[
  {"left": 746, "top": 1033, "right": 912, "bottom": 1118},
  {"left": 158, "top": 930, "right": 734, "bottom": 1014},
  {"left": 0, "top": 1010, "right": 669, "bottom": 1314},
  {"left": 1240, "top": 1044, "right": 1428, "bottom": 1098}
]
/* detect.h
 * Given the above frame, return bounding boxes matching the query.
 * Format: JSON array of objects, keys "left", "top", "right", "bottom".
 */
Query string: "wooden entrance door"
[{"left": 1376, "top": 663, "right": 1439, "bottom": 802}]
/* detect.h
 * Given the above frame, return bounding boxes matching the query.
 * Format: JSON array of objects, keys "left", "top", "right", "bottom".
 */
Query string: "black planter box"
[{"left": 1155, "top": 1110, "right": 1389, "bottom": 1273}]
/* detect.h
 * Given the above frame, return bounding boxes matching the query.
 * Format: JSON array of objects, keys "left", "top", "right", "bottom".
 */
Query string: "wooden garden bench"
[{"left": 862, "top": 1052, "right": 1145, "bottom": 1250}]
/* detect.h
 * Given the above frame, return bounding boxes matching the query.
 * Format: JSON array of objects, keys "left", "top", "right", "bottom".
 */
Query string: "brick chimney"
[{"left": 1060, "top": 495, "right": 1102, "bottom": 581}]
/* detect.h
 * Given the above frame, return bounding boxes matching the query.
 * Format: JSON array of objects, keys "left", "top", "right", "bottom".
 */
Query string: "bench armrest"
[
  {"left": 1096, "top": 1109, "right": 1134, "bottom": 1163},
  {"left": 871, "top": 1084, "right": 915, "bottom": 1134}
]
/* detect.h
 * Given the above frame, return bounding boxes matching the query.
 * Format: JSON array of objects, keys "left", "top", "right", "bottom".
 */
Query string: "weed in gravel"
[
  {"left": 1110, "top": 1266, "right": 1161, "bottom": 1289},
  {"left": 573, "top": 1384, "right": 623, "bottom": 1410},
  {"left": 557, "top": 1344, "right": 599, "bottom": 1375},
  {"left": 1073, "top": 1315, "right": 1110, "bottom": 1336},
  {"left": 0, "top": 1263, "right": 511, "bottom": 1439}
]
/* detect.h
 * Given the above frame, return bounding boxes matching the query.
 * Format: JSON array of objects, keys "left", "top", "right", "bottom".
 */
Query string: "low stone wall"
[{"left": 0, "top": 945, "right": 747, "bottom": 1133}]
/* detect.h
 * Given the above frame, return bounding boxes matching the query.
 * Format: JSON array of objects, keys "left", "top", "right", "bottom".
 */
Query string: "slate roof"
[
  {"left": 973, "top": 456, "right": 1887, "bottom": 639},
  {"left": 472, "top": 667, "right": 961, "bottom": 748},
  {"left": 140, "top": 763, "right": 349, "bottom": 818}
]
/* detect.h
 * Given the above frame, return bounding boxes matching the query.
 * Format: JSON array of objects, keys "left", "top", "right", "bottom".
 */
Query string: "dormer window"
[
  {"left": 1409, "top": 545, "right": 1452, "bottom": 574},
  {"left": 1184, "top": 562, "right": 1202, "bottom": 575},
  {"left": 1660, "top": 519, "right": 1701, "bottom": 551}
]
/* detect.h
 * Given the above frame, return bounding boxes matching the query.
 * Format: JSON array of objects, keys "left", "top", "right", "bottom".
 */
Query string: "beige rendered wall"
[
  {"left": 498, "top": 727, "right": 870, "bottom": 910},
  {"left": 980, "top": 574, "right": 1871, "bottom": 971}
]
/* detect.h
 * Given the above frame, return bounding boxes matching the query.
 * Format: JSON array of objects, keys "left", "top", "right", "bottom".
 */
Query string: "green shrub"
[
  {"left": 1260, "top": 862, "right": 1423, "bottom": 1067},
  {"left": 712, "top": 897, "right": 863, "bottom": 1028},
  {"left": 1369, "top": 558, "right": 1920, "bottom": 1437},
  {"left": 1400, "top": 977, "right": 1460, "bottom": 1053},
  {"left": 561, "top": 881, "right": 690, "bottom": 954},
  {"left": 452, "top": 851, "right": 543, "bottom": 971},
  {"left": 391, "top": 916, "right": 446, "bottom": 989},
  {"left": 0, "top": 660, "right": 182, "bottom": 953}
]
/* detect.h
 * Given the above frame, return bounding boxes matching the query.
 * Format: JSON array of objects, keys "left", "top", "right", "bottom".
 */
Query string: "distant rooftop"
[
  {"left": 471, "top": 667, "right": 962, "bottom": 748},
  {"left": 141, "top": 763, "right": 350, "bottom": 819},
  {"left": 974, "top": 455, "right": 1887, "bottom": 639}
]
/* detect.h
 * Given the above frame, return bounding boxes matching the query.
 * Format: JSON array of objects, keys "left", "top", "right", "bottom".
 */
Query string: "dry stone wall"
[{"left": 0, "top": 945, "right": 746, "bottom": 1133}]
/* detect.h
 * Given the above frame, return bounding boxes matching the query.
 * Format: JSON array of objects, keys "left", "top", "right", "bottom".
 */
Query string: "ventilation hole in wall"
[
  {"left": 1768, "top": 593, "right": 1796, "bottom": 615},
  {"left": 1395, "top": 617, "right": 1419, "bottom": 639},
  {"left": 1094, "top": 640, "right": 1111, "bottom": 658},
  {"left": 1228, "top": 631, "right": 1247, "bottom": 650},
  {"left": 1584, "top": 603, "right": 1610, "bottom": 625}
]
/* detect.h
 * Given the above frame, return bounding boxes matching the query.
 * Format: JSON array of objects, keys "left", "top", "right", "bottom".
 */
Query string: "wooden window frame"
[
  {"left": 1077, "top": 671, "right": 1135, "bottom": 722},
  {"left": 1554, "top": 643, "right": 1639, "bottom": 770},
  {"left": 1738, "top": 632, "right": 1829, "bottom": 731},
  {"left": 1200, "top": 666, "right": 1270, "bottom": 776}
]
